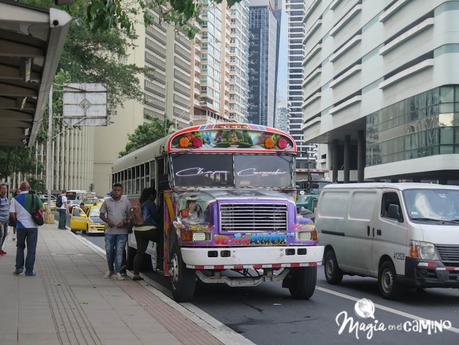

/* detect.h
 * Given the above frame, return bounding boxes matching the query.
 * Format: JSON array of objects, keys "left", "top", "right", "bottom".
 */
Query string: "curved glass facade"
[{"left": 366, "top": 85, "right": 459, "bottom": 166}]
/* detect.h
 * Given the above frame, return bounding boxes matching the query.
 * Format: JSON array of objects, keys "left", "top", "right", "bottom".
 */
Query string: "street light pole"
[{"left": 46, "top": 85, "right": 53, "bottom": 207}]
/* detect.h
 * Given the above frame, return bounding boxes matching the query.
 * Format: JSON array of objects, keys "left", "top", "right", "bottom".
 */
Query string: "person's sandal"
[{"left": 132, "top": 275, "right": 143, "bottom": 281}]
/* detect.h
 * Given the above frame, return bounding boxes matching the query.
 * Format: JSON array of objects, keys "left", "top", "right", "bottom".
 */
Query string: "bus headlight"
[
  {"left": 181, "top": 230, "right": 212, "bottom": 242},
  {"left": 296, "top": 229, "right": 318, "bottom": 241},
  {"left": 409, "top": 240, "right": 440, "bottom": 260},
  {"left": 192, "top": 232, "right": 211, "bottom": 241}
]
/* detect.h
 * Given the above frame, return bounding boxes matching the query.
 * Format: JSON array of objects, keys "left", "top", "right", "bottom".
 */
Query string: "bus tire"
[
  {"left": 324, "top": 248, "right": 343, "bottom": 285},
  {"left": 170, "top": 245, "right": 196, "bottom": 302},
  {"left": 126, "top": 245, "right": 136, "bottom": 271},
  {"left": 286, "top": 266, "right": 317, "bottom": 300}
]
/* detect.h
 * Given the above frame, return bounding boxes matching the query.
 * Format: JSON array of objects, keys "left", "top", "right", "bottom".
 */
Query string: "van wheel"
[
  {"left": 82, "top": 225, "right": 88, "bottom": 234},
  {"left": 126, "top": 246, "right": 136, "bottom": 271},
  {"left": 378, "top": 260, "right": 402, "bottom": 299},
  {"left": 324, "top": 249, "right": 343, "bottom": 284},
  {"left": 170, "top": 245, "right": 196, "bottom": 302},
  {"left": 286, "top": 266, "right": 317, "bottom": 300}
]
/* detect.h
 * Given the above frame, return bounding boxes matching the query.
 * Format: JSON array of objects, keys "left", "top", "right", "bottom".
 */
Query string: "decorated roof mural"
[{"left": 168, "top": 123, "right": 296, "bottom": 153}]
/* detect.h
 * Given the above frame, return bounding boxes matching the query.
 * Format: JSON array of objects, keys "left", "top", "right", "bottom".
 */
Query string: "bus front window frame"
[{"left": 169, "top": 153, "right": 295, "bottom": 190}]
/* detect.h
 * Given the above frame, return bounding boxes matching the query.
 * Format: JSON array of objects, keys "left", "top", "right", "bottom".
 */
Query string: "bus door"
[{"left": 156, "top": 156, "right": 170, "bottom": 274}]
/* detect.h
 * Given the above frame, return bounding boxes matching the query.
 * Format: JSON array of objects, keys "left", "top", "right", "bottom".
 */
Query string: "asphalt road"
[{"left": 80, "top": 233, "right": 459, "bottom": 345}]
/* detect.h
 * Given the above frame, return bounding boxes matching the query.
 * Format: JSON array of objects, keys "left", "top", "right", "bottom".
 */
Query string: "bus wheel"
[
  {"left": 170, "top": 245, "right": 196, "bottom": 302},
  {"left": 285, "top": 266, "right": 317, "bottom": 300},
  {"left": 126, "top": 246, "right": 136, "bottom": 271},
  {"left": 324, "top": 248, "right": 343, "bottom": 284}
]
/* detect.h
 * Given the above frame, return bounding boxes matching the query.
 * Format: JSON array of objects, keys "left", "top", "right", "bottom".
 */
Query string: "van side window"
[{"left": 381, "top": 192, "right": 403, "bottom": 222}]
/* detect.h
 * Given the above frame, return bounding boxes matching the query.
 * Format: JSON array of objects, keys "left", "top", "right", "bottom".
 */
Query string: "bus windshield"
[{"left": 171, "top": 154, "right": 293, "bottom": 189}]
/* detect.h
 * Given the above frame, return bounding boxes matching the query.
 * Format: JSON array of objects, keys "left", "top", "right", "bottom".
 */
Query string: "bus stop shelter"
[{"left": 0, "top": 0, "right": 71, "bottom": 146}]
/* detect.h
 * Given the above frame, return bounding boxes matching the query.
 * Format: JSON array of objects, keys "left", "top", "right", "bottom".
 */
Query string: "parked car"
[
  {"left": 70, "top": 206, "right": 105, "bottom": 234},
  {"left": 315, "top": 183, "right": 459, "bottom": 299}
]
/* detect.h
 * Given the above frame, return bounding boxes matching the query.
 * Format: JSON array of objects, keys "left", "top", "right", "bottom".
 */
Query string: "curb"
[{"left": 73, "top": 233, "right": 256, "bottom": 345}]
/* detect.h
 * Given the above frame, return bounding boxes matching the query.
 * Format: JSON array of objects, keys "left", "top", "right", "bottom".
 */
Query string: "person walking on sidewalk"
[
  {"left": 56, "top": 191, "right": 67, "bottom": 230},
  {"left": 0, "top": 184, "right": 9, "bottom": 256},
  {"left": 131, "top": 187, "right": 161, "bottom": 281},
  {"left": 100, "top": 183, "right": 130, "bottom": 280},
  {"left": 9, "top": 181, "right": 43, "bottom": 276}
]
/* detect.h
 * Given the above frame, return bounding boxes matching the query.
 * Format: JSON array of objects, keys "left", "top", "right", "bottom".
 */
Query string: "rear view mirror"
[{"left": 388, "top": 204, "right": 402, "bottom": 222}]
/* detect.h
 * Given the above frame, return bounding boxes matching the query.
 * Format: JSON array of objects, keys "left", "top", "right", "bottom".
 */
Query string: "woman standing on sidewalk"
[
  {"left": 131, "top": 187, "right": 161, "bottom": 281},
  {"left": 0, "top": 183, "right": 9, "bottom": 255}
]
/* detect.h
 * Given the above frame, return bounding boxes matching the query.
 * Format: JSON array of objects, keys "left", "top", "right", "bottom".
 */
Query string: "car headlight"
[{"left": 409, "top": 240, "right": 440, "bottom": 260}]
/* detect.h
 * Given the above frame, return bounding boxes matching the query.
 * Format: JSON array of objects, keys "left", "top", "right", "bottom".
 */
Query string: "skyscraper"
[
  {"left": 286, "top": 0, "right": 317, "bottom": 168},
  {"left": 228, "top": 0, "right": 250, "bottom": 123},
  {"left": 248, "top": 0, "right": 278, "bottom": 127},
  {"left": 196, "top": 0, "right": 250, "bottom": 124}
]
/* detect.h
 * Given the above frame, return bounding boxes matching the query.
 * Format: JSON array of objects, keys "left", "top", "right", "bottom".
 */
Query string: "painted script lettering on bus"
[
  {"left": 176, "top": 167, "right": 230, "bottom": 177},
  {"left": 236, "top": 168, "right": 288, "bottom": 177}
]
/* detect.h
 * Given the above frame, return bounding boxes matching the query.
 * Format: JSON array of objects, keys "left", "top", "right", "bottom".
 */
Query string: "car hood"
[{"left": 412, "top": 223, "right": 459, "bottom": 245}]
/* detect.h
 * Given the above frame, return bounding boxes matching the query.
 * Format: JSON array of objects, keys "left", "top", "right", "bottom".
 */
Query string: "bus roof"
[{"left": 168, "top": 123, "right": 297, "bottom": 154}]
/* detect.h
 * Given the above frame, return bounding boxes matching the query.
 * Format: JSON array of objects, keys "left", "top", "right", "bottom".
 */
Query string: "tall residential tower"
[{"left": 286, "top": 0, "right": 317, "bottom": 168}]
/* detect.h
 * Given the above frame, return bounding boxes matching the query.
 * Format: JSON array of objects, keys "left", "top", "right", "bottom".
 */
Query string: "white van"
[{"left": 316, "top": 183, "right": 459, "bottom": 299}]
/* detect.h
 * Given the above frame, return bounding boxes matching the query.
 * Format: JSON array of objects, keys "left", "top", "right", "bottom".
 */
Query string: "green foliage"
[
  {"left": 0, "top": 147, "right": 43, "bottom": 180},
  {"left": 19, "top": 0, "right": 145, "bottom": 111},
  {"left": 29, "top": 177, "right": 46, "bottom": 193},
  {"left": 119, "top": 118, "right": 174, "bottom": 157}
]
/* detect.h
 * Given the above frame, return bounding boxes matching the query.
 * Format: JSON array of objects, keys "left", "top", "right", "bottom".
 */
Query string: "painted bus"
[{"left": 112, "top": 123, "right": 324, "bottom": 302}]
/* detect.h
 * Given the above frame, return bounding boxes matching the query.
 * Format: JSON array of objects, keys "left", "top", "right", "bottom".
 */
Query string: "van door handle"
[
  {"left": 372, "top": 228, "right": 375, "bottom": 237},
  {"left": 377, "top": 229, "right": 382, "bottom": 236},
  {"left": 367, "top": 226, "right": 370, "bottom": 236}
]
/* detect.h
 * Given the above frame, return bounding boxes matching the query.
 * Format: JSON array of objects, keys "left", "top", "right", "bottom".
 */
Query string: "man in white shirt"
[
  {"left": 57, "top": 191, "right": 67, "bottom": 230},
  {"left": 9, "top": 181, "right": 43, "bottom": 276}
]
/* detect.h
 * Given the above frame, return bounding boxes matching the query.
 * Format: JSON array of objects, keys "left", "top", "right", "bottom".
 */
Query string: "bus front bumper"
[{"left": 181, "top": 245, "right": 324, "bottom": 270}]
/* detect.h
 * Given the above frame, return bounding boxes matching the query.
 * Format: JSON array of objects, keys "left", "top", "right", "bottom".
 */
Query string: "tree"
[
  {"left": 86, "top": 0, "right": 242, "bottom": 39},
  {"left": 119, "top": 118, "right": 173, "bottom": 157},
  {"left": 0, "top": 147, "right": 43, "bottom": 181}
]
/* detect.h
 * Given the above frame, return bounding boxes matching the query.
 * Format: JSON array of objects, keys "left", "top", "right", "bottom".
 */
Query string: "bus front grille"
[
  {"left": 437, "top": 245, "right": 459, "bottom": 262},
  {"left": 219, "top": 203, "right": 288, "bottom": 232}
]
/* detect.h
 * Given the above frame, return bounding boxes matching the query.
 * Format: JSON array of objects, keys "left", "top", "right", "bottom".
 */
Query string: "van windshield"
[{"left": 403, "top": 189, "right": 459, "bottom": 223}]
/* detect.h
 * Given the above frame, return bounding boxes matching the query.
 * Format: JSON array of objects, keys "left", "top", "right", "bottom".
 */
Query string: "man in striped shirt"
[
  {"left": 0, "top": 183, "right": 9, "bottom": 256},
  {"left": 9, "top": 181, "right": 43, "bottom": 276}
]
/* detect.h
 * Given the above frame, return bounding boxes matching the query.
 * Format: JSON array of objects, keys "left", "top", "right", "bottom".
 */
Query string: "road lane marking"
[
  {"left": 316, "top": 286, "right": 459, "bottom": 334},
  {"left": 74, "top": 233, "right": 255, "bottom": 345}
]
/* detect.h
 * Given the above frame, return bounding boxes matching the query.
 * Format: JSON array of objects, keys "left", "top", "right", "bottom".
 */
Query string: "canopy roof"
[{"left": 0, "top": 0, "right": 71, "bottom": 145}]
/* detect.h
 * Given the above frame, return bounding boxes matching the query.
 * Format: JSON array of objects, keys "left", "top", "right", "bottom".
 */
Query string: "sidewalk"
[{"left": 0, "top": 224, "right": 225, "bottom": 345}]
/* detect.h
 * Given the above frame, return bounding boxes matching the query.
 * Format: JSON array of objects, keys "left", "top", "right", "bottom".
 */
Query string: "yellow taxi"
[{"left": 70, "top": 206, "right": 105, "bottom": 234}]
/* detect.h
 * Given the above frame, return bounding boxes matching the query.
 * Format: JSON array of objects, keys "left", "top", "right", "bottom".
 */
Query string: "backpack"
[{"left": 56, "top": 195, "right": 63, "bottom": 208}]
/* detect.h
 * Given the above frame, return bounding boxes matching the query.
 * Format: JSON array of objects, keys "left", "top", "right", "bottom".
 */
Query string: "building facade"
[
  {"left": 228, "top": 0, "right": 250, "bottom": 123},
  {"left": 248, "top": 0, "right": 278, "bottom": 127},
  {"left": 302, "top": 0, "right": 459, "bottom": 183},
  {"left": 93, "top": 11, "right": 195, "bottom": 196},
  {"left": 197, "top": 0, "right": 250, "bottom": 123},
  {"left": 286, "top": 0, "right": 317, "bottom": 168}
]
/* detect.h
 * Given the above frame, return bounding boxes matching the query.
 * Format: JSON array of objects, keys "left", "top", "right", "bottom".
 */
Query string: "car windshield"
[
  {"left": 89, "top": 208, "right": 100, "bottom": 217},
  {"left": 297, "top": 195, "right": 308, "bottom": 204},
  {"left": 84, "top": 198, "right": 98, "bottom": 204},
  {"left": 171, "top": 154, "right": 293, "bottom": 189},
  {"left": 403, "top": 189, "right": 459, "bottom": 222}
]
